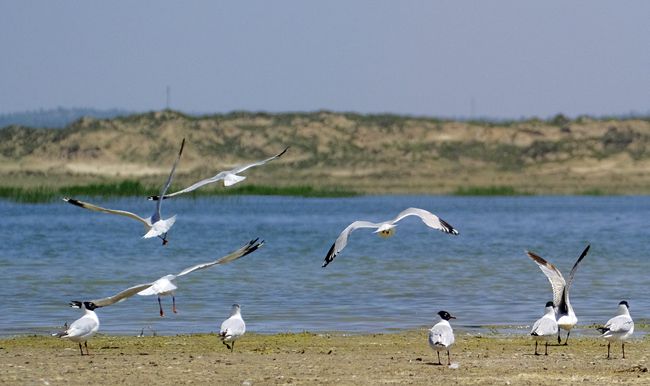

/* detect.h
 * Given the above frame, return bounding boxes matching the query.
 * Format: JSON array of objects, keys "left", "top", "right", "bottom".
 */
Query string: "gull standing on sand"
[
  {"left": 137, "top": 239, "right": 263, "bottom": 316},
  {"left": 55, "top": 283, "right": 154, "bottom": 355},
  {"left": 322, "top": 207, "right": 459, "bottom": 267},
  {"left": 428, "top": 310, "right": 456, "bottom": 365},
  {"left": 63, "top": 138, "right": 185, "bottom": 245},
  {"left": 148, "top": 146, "right": 289, "bottom": 200},
  {"left": 597, "top": 300, "right": 634, "bottom": 359},
  {"left": 220, "top": 304, "right": 245, "bottom": 352},
  {"left": 530, "top": 301, "right": 558, "bottom": 356},
  {"left": 526, "top": 244, "right": 590, "bottom": 345}
]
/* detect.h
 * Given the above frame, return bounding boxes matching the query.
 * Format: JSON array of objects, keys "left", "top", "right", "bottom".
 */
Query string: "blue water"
[{"left": 0, "top": 195, "right": 647, "bottom": 336}]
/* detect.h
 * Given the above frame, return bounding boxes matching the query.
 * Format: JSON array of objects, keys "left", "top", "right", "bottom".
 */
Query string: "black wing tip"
[
  {"left": 531, "top": 332, "right": 539, "bottom": 336},
  {"left": 64, "top": 198, "right": 84, "bottom": 208},
  {"left": 322, "top": 243, "right": 337, "bottom": 268},
  {"left": 439, "top": 219, "right": 459, "bottom": 235},
  {"left": 179, "top": 137, "right": 186, "bottom": 155},
  {"left": 277, "top": 146, "right": 290, "bottom": 157},
  {"left": 243, "top": 238, "right": 264, "bottom": 256},
  {"left": 596, "top": 327, "right": 609, "bottom": 334},
  {"left": 147, "top": 195, "right": 161, "bottom": 201}
]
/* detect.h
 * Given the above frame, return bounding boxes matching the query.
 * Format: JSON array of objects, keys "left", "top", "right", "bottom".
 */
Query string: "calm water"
[{"left": 0, "top": 195, "right": 647, "bottom": 336}]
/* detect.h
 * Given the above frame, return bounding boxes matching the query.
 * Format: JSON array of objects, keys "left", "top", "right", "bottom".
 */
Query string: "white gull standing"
[
  {"left": 148, "top": 146, "right": 288, "bottom": 200},
  {"left": 322, "top": 207, "right": 459, "bottom": 267},
  {"left": 597, "top": 300, "right": 634, "bottom": 359},
  {"left": 428, "top": 310, "right": 456, "bottom": 365},
  {"left": 530, "top": 301, "right": 558, "bottom": 356},
  {"left": 526, "top": 244, "right": 590, "bottom": 345},
  {"left": 219, "top": 303, "right": 246, "bottom": 352},
  {"left": 63, "top": 138, "right": 185, "bottom": 245}
]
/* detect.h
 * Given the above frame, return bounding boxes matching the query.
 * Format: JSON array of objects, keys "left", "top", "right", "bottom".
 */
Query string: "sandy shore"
[{"left": 1, "top": 331, "right": 648, "bottom": 385}]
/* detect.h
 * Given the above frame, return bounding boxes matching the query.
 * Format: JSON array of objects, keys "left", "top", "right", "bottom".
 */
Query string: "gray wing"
[
  {"left": 526, "top": 251, "right": 566, "bottom": 308},
  {"left": 86, "top": 283, "right": 154, "bottom": 307},
  {"left": 229, "top": 146, "right": 289, "bottom": 174},
  {"left": 322, "top": 220, "right": 381, "bottom": 267},
  {"left": 158, "top": 172, "right": 228, "bottom": 199},
  {"left": 390, "top": 208, "right": 459, "bottom": 235},
  {"left": 531, "top": 316, "right": 558, "bottom": 336},
  {"left": 177, "top": 238, "right": 264, "bottom": 277},
  {"left": 63, "top": 197, "right": 150, "bottom": 227},
  {"left": 566, "top": 244, "right": 590, "bottom": 289},
  {"left": 429, "top": 324, "right": 454, "bottom": 347},
  {"left": 220, "top": 316, "right": 245, "bottom": 337},
  {"left": 153, "top": 138, "right": 185, "bottom": 219},
  {"left": 65, "top": 314, "right": 97, "bottom": 337},
  {"left": 604, "top": 315, "right": 634, "bottom": 334}
]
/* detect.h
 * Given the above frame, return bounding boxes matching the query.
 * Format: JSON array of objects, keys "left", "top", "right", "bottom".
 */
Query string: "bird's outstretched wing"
[
  {"left": 152, "top": 138, "right": 185, "bottom": 220},
  {"left": 322, "top": 221, "right": 380, "bottom": 267},
  {"left": 526, "top": 251, "right": 566, "bottom": 309},
  {"left": 391, "top": 207, "right": 459, "bottom": 235},
  {"left": 63, "top": 197, "right": 150, "bottom": 227},
  {"left": 177, "top": 238, "right": 264, "bottom": 277},
  {"left": 566, "top": 244, "right": 590, "bottom": 290},
  {"left": 148, "top": 146, "right": 288, "bottom": 200},
  {"left": 70, "top": 283, "right": 154, "bottom": 308}
]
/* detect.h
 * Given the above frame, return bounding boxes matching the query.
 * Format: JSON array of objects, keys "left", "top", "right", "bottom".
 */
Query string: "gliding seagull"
[
  {"left": 597, "top": 300, "right": 634, "bottom": 359},
  {"left": 63, "top": 138, "right": 185, "bottom": 245},
  {"left": 137, "top": 239, "right": 263, "bottom": 316},
  {"left": 322, "top": 207, "right": 459, "bottom": 267},
  {"left": 148, "top": 146, "right": 288, "bottom": 200},
  {"left": 526, "top": 244, "right": 590, "bottom": 345}
]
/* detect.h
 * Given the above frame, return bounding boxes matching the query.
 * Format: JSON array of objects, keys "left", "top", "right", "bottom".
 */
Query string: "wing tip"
[
  {"left": 322, "top": 243, "right": 337, "bottom": 268},
  {"left": 439, "top": 218, "right": 459, "bottom": 235}
]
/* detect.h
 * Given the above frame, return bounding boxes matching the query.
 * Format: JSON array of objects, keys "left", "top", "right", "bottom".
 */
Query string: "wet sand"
[{"left": 1, "top": 331, "right": 648, "bottom": 385}]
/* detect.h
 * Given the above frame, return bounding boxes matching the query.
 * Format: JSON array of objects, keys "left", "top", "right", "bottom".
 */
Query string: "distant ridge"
[{"left": 0, "top": 107, "right": 133, "bottom": 128}]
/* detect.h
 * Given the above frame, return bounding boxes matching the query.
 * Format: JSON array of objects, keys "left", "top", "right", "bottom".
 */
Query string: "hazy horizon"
[{"left": 1, "top": 1, "right": 648, "bottom": 119}]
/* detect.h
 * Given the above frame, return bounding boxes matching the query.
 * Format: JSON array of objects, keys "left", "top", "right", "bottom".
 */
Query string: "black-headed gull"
[
  {"left": 148, "top": 146, "right": 288, "bottom": 200},
  {"left": 137, "top": 239, "right": 263, "bottom": 316},
  {"left": 530, "top": 301, "right": 558, "bottom": 356},
  {"left": 219, "top": 303, "right": 245, "bottom": 352},
  {"left": 63, "top": 138, "right": 185, "bottom": 245},
  {"left": 428, "top": 310, "right": 456, "bottom": 365},
  {"left": 322, "top": 207, "right": 459, "bottom": 267},
  {"left": 526, "top": 244, "right": 589, "bottom": 345},
  {"left": 597, "top": 300, "right": 634, "bottom": 359}
]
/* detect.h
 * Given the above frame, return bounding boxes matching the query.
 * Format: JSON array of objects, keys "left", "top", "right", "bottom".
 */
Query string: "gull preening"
[
  {"left": 219, "top": 303, "right": 246, "bottom": 352},
  {"left": 148, "top": 146, "right": 289, "bottom": 200},
  {"left": 63, "top": 138, "right": 185, "bottom": 245},
  {"left": 530, "top": 301, "right": 558, "bottom": 356},
  {"left": 526, "top": 244, "right": 590, "bottom": 345},
  {"left": 428, "top": 310, "right": 456, "bottom": 366},
  {"left": 322, "top": 207, "right": 459, "bottom": 267},
  {"left": 137, "top": 239, "right": 263, "bottom": 316},
  {"left": 53, "top": 301, "right": 100, "bottom": 355},
  {"left": 597, "top": 300, "right": 634, "bottom": 359}
]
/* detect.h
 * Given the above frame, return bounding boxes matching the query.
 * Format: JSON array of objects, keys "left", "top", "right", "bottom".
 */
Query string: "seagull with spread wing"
[
  {"left": 322, "top": 207, "right": 459, "bottom": 267},
  {"left": 63, "top": 138, "right": 185, "bottom": 245},
  {"left": 137, "top": 238, "right": 263, "bottom": 316},
  {"left": 148, "top": 146, "right": 288, "bottom": 200},
  {"left": 526, "top": 244, "right": 590, "bottom": 345}
]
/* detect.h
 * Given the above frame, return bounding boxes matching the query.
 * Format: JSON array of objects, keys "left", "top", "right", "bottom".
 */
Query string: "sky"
[{"left": 1, "top": 1, "right": 649, "bottom": 119}]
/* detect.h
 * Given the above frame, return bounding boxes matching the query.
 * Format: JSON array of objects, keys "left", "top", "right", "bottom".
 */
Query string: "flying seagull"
[
  {"left": 56, "top": 283, "right": 153, "bottom": 355},
  {"left": 597, "top": 300, "right": 634, "bottom": 359},
  {"left": 63, "top": 138, "right": 185, "bottom": 245},
  {"left": 526, "top": 244, "right": 590, "bottom": 345},
  {"left": 322, "top": 207, "right": 459, "bottom": 267},
  {"left": 530, "top": 301, "right": 558, "bottom": 356},
  {"left": 219, "top": 303, "right": 246, "bottom": 352},
  {"left": 428, "top": 310, "right": 456, "bottom": 366},
  {"left": 148, "top": 146, "right": 289, "bottom": 200},
  {"left": 137, "top": 238, "right": 263, "bottom": 316}
]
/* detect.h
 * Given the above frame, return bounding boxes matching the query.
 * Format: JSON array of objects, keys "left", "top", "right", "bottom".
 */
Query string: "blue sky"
[{"left": 1, "top": 1, "right": 648, "bottom": 118}]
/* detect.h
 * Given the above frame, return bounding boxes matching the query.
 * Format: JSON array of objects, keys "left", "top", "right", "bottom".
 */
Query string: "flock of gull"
[{"left": 53, "top": 137, "right": 634, "bottom": 364}]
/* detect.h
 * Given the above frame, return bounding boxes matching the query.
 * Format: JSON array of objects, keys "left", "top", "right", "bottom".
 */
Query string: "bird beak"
[{"left": 449, "top": 315, "right": 457, "bottom": 319}]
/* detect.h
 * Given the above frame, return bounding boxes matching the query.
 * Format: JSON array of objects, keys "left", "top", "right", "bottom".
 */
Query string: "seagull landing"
[
  {"left": 137, "top": 239, "right": 263, "bottom": 316},
  {"left": 219, "top": 304, "right": 246, "bottom": 352},
  {"left": 597, "top": 300, "right": 634, "bottom": 359},
  {"left": 322, "top": 207, "right": 459, "bottom": 267},
  {"left": 530, "top": 301, "right": 558, "bottom": 356},
  {"left": 63, "top": 138, "right": 185, "bottom": 245},
  {"left": 526, "top": 244, "right": 589, "bottom": 345},
  {"left": 428, "top": 310, "right": 456, "bottom": 365},
  {"left": 148, "top": 146, "right": 289, "bottom": 200}
]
